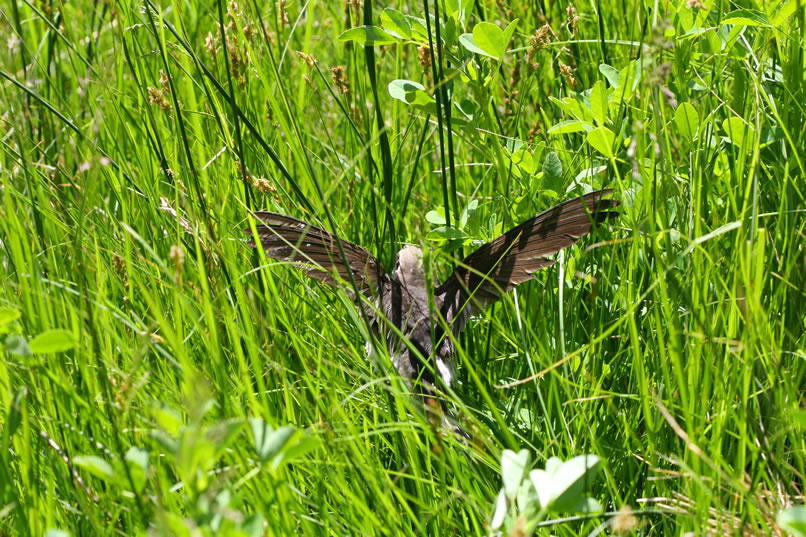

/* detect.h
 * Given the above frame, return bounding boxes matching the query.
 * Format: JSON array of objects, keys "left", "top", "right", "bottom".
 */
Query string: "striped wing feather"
[
  {"left": 437, "top": 189, "right": 619, "bottom": 325},
  {"left": 247, "top": 211, "right": 387, "bottom": 296}
]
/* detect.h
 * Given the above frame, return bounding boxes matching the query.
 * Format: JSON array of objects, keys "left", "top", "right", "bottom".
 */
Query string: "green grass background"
[{"left": 1, "top": 0, "right": 805, "bottom": 535}]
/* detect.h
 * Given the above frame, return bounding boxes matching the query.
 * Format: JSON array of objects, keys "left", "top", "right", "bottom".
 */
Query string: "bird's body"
[
  {"left": 371, "top": 245, "right": 460, "bottom": 389},
  {"left": 247, "top": 190, "right": 618, "bottom": 394}
]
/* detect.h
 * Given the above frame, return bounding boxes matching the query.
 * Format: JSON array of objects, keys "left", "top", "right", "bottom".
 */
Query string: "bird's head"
[{"left": 393, "top": 245, "right": 427, "bottom": 288}]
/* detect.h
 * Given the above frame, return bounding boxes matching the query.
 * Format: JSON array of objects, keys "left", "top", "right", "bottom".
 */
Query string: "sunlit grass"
[{"left": 1, "top": 1, "right": 804, "bottom": 535}]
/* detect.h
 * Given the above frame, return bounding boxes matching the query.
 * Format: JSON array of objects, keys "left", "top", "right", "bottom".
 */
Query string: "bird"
[{"left": 246, "top": 189, "right": 618, "bottom": 421}]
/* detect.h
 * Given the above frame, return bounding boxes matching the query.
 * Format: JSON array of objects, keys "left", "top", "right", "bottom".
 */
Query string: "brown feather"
[
  {"left": 245, "top": 191, "right": 618, "bottom": 397},
  {"left": 245, "top": 212, "right": 387, "bottom": 295},
  {"left": 436, "top": 189, "right": 618, "bottom": 332}
]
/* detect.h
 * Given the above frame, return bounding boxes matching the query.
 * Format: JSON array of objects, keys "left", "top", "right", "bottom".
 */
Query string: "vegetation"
[{"left": 1, "top": 0, "right": 805, "bottom": 535}]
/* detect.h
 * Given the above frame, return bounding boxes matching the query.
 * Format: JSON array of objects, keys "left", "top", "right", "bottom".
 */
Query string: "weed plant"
[{"left": 1, "top": 1, "right": 805, "bottom": 535}]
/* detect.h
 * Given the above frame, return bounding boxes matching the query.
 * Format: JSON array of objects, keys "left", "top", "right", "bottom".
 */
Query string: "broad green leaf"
[
  {"left": 125, "top": 447, "right": 149, "bottom": 493},
  {"left": 490, "top": 488, "right": 508, "bottom": 530},
  {"left": 545, "top": 456, "right": 562, "bottom": 474},
  {"left": 726, "top": 25, "right": 751, "bottom": 58},
  {"left": 29, "top": 329, "right": 75, "bottom": 354},
  {"left": 549, "top": 95, "right": 593, "bottom": 122},
  {"left": 570, "top": 497, "right": 604, "bottom": 513},
  {"left": 516, "top": 478, "right": 539, "bottom": 517},
  {"left": 501, "top": 449, "right": 530, "bottom": 499},
  {"left": 425, "top": 226, "right": 468, "bottom": 241},
  {"left": 590, "top": 80, "right": 608, "bottom": 126},
  {"left": 473, "top": 22, "right": 506, "bottom": 60},
  {"left": 455, "top": 98, "right": 477, "bottom": 121},
  {"left": 462, "top": 61, "right": 479, "bottom": 83},
  {"left": 511, "top": 150, "right": 536, "bottom": 175},
  {"left": 409, "top": 87, "right": 437, "bottom": 107},
  {"left": 176, "top": 430, "right": 216, "bottom": 488},
  {"left": 530, "top": 468, "right": 551, "bottom": 508},
  {"left": 388, "top": 80, "right": 436, "bottom": 113},
  {"left": 677, "top": 5, "right": 695, "bottom": 32},
  {"left": 263, "top": 427, "right": 296, "bottom": 466},
  {"left": 574, "top": 165, "right": 608, "bottom": 182},
  {"left": 406, "top": 16, "right": 429, "bottom": 41},
  {"left": 684, "top": 26, "right": 708, "bottom": 38},
  {"left": 459, "top": 33, "right": 494, "bottom": 58},
  {"left": 674, "top": 102, "right": 700, "bottom": 140},
  {"left": 549, "top": 455, "right": 601, "bottom": 512},
  {"left": 460, "top": 199, "right": 479, "bottom": 227},
  {"left": 381, "top": 9, "right": 411, "bottom": 40},
  {"left": 388, "top": 79, "right": 426, "bottom": 102},
  {"left": 623, "top": 60, "right": 642, "bottom": 91},
  {"left": 249, "top": 420, "right": 316, "bottom": 470},
  {"left": 505, "top": 138, "right": 525, "bottom": 153},
  {"left": 599, "top": 64, "right": 620, "bottom": 88},
  {"left": 425, "top": 208, "right": 446, "bottom": 225},
  {"left": 338, "top": 26, "right": 397, "bottom": 46},
  {"left": 722, "top": 117, "right": 754, "bottom": 150},
  {"left": 688, "top": 78, "right": 709, "bottom": 91},
  {"left": 44, "top": 531, "right": 71, "bottom": 537},
  {"left": 277, "top": 433, "right": 320, "bottom": 465},
  {"left": 5, "top": 335, "right": 31, "bottom": 357},
  {"left": 125, "top": 446, "right": 149, "bottom": 471},
  {"left": 701, "top": 28, "right": 722, "bottom": 54},
  {"left": 502, "top": 19, "right": 519, "bottom": 49},
  {"left": 587, "top": 127, "right": 616, "bottom": 158},
  {"left": 777, "top": 506, "right": 806, "bottom": 537},
  {"left": 548, "top": 120, "right": 591, "bottom": 134},
  {"left": 514, "top": 194, "right": 533, "bottom": 220},
  {"left": 73, "top": 455, "right": 117, "bottom": 482},
  {"left": 443, "top": 16, "right": 457, "bottom": 48},
  {"left": 152, "top": 403, "right": 183, "bottom": 437},
  {"left": 542, "top": 151, "right": 564, "bottom": 193},
  {"left": 531, "top": 455, "right": 601, "bottom": 514},
  {"left": 721, "top": 9, "right": 771, "bottom": 28},
  {"left": 410, "top": 95, "right": 438, "bottom": 114},
  {"left": 250, "top": 418, "right": 287, "bottom": 462},
  {"left": 611, "top": 61, "right": 640, "bottom": 106},
  {"left": 463, "top": 199, "right": 481, "bottom": 235},
  {"left": 0, "top": 307, "right": 21, "bottom": 327},
  {"left": 443, "top": 0, "right": 459, "bottom": 17}
]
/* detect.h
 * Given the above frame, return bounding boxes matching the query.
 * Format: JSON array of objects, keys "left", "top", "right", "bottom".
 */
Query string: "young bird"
[{"left": 246, "top": 190, "right": 618, "bottom": 406}]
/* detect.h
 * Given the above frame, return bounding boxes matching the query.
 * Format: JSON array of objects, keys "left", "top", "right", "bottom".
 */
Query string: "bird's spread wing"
[
  {"left": 436, "top": 189, "right": 619, "bottom": 332},
  {"left": 246, "top": 211, "right": 389, "bottom": 297}
]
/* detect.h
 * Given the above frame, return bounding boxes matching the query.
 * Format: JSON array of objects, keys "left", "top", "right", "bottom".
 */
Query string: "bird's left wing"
[
  {"left": 435, "top": 189, "right": 619, "bottom": 333},
  {"left": 246, "top": 211, "right": 389, "bottom": 297}
]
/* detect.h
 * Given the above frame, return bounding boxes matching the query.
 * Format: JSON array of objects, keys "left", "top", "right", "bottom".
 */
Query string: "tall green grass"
[{"left": 1, "top": 0, "right": 804, "bottom": 535}]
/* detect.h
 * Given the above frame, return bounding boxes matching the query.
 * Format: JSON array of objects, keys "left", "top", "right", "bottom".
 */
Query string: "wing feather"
[
  {"left": 436, "top": 189, "right": 619, "bottom": 331},
  {"left": 246, "top": 211, "right": 388, "bottom": 296}
]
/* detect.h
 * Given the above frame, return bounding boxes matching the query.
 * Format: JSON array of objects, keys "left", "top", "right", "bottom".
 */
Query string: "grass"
[{"left": 1, "top": 0, "right": 805, "bottom": 535}]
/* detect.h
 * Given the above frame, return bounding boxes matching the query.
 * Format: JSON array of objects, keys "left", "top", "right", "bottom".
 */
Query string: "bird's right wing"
[{"left": 246, "top": 212, "right": 389, "bottom": 297}]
